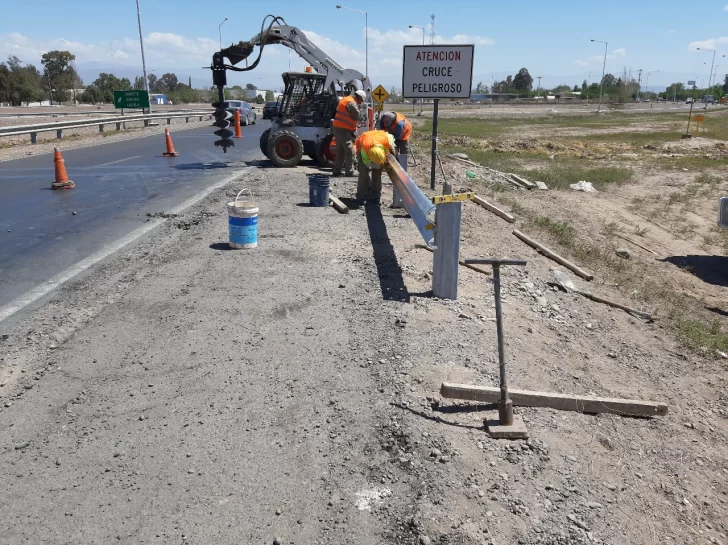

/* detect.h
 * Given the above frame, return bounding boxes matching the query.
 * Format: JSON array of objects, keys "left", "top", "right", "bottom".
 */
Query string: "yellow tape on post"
[{"left": 431, "top": 192, "right": 475, "bottom": 205}]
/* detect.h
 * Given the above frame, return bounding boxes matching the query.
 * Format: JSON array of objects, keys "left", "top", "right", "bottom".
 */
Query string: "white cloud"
[
  {"left": 578, "top": 47, "right": 626, "bottom": 66},
  {"left": 724, "top": 4, "right": 728, "bottom": 10},
  {"left": 688, "top": 37, "right": 728, "bottom": 50},
  {"left": 573, "top": 60, "right": 590, "bottom": 67}
]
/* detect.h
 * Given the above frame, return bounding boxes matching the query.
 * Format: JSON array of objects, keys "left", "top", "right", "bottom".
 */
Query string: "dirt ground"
[{"left": 1, "top": 157, "right": 726, "bottom": 545}]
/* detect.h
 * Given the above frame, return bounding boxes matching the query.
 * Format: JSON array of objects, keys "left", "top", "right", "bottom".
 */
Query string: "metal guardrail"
[
  {"left": 386, "top": 153, "right": 436, "bottom": 246},
  {"left": 0, "top": 111, "right": 213, "bottom": 144},
  {"left": 0, "top": 108, "right": 213, "bottom": 118}
]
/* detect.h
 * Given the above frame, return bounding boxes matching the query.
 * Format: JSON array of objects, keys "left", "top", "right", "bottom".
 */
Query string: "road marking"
[
  {"left": 0, "top": 168, "right": 251, "bottom": 324},
  {"left": 95, "top": 155, "right": 142, "bottom": 167}
]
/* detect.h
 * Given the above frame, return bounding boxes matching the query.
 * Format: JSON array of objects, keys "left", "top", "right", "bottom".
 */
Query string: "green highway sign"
[{"left": 114, "top": 90, "right": 150, "bottom": 109}]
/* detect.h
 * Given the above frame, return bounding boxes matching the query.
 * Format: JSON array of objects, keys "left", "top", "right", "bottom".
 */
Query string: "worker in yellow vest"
[
  {"left": 354, "top": 129, "right": 396, "bottom": 202},
  {"left": 332, "top": 90, "right": 366, "bottom": 177}
]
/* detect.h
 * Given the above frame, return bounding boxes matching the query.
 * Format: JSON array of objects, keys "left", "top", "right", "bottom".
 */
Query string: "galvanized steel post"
[{"left": 432, "top": 200, "right": 461, "bottom": 299}]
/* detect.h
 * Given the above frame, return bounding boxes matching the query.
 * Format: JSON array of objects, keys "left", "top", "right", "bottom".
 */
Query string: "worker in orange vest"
[
  {"left": 354, "top": 129, "right": 396, "bottom": 203},
  {"left": 332, "top": 90, "right": 366, "bottom": 177},
  {"left": 379, "top": 111, "right": 412, "bottom": 156}
]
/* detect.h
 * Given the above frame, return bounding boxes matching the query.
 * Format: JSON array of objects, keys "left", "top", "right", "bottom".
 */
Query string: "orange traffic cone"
[
  {"left": 234, "top": 109, "right": 242, "bottom": 139},
  {"left": 163, "top": 128, "right": 179, "bottom": 157},
  {"left": 51, "top": 148, "right": 75, "bottom": 190}
]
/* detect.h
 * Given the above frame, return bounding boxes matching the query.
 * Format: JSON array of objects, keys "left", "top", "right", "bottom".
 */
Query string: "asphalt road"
[{"left": 0, "top": 120, "right": 269, "bottom": 310}]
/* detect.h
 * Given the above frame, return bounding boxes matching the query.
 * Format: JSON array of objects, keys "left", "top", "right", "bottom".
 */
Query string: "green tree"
[
  {"left": 166, "top": 83, "right": 198, "bottom": 104},
  {"left": 80, "top": 85, "right": 103, "bottom": 103},
  {"left": 147, "top": 73, "right": 159, "bottom": 93},
  {"left": 91, "top": 73, "right": 130, "bottom": 102},
  {"left": 40, "top": 50, "right": 79, "bottom": 104},
  {"left": 254, "top": 94, "right": 265, "bottom": 104},
  {"left": 158, "top": 72, "right": 178, "bottom": 92},
  {"left": 3, "top": 56, "right": 44, "bottom": 105},
  {"left": 0, "top": 63, "right": 10, "bottom": 103},
  {"left": 601, "top": 73, "right": 617, "bottom": 87},
  {"left": 512, "top": 68, "right": 533, "bottom": 92},
  {"left": 265, "top": 90, "right": 275, "bottom": 102},
  {"left": 245, "top": 83, "right": 257, "bottom": 90},
  {"left": 723, "top": 74, "right": 728, "bottom": 94},
  {"left": 133, "top": 76, "right": 145, "bottom": 90}
]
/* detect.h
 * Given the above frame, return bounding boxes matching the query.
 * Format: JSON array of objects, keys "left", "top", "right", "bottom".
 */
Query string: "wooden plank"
[
  {"left": 510, "top": 173, "right": 536, "bottom": 190},
  {"left": 473, "top": 195, "right": 516, "bottom": 223},
  {"left": 440, "top": 382, "right": 668, "bottom": 417},
  {"left": 329, "top": 195, "right": 349, "bottom": 214},
  {"left": 446, "top": 154, "right": 479, "bottom": 167},
  {"left": 512, "top": 229, "right": 594, "bottom": 281}
]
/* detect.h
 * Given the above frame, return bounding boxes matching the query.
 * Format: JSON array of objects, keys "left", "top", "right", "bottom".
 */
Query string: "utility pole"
[
  {"left": 430, "top": 14, "right": 436, "bottom": 45},
  {"left": 537, "top": 76, "right": 542, "bottom": 90},
  {"left": 135, "top": 0, "right": 152, "bottom": 113},
  {"left": 591, "top": 39, "right": 608, "bottom": 113},
  {"left": 637, "top": 69, "right": 643, "bottom": 101}
]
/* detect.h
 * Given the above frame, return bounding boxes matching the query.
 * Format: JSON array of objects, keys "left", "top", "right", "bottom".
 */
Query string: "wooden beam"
[
  {"left": 510, "top": 173, "right": 536, "bottom": 190},
  {"left": 473, "top": 195, "right": 516, "bottom": 223},
  {"left": 440, "top": 382, "right": 668, "bottom": 417},
  {"left": 615, "top": 233, "right": 659, "bottom": 256},
  {"left": 512, "top": 229, "right": 594, "bottom": 281},
  {"left": 329, "top": 195, "right": 349, "bottom": 214}
]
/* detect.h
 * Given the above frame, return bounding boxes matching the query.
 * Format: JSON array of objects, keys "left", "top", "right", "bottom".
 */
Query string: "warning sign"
[{"left": 402, "top": 45, "right": 474, "bottom": 99}]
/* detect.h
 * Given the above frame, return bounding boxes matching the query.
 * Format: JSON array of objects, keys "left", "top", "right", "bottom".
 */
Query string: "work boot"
[
  {"left": 344, "top": 170, "right": 355, "bottom": 177},
  {"left": 332, "top": 172, "right": 345, "bottom": 178}
]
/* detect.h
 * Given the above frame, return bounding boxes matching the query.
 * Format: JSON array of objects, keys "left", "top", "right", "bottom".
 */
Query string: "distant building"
[{"left": 150, "top": 93, "right": 171, "bottom": 105}]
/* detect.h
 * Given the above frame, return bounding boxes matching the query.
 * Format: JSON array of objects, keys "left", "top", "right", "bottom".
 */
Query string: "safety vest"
[
  {"left": 355, "top": 130, "right": 392, "bottom": 155},
  {"left": 332, "top": 96, "right": 359, "bottom": 131},
  {"left": 393, "top": 112, "right": 412, "bottom": 141}
]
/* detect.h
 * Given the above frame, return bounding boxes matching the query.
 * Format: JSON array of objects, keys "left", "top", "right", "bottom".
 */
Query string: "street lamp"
[
  {"left": 409, "top": 25, "right": 425, "bottom": 45},
  {"left": 336, "top": 5, "right": 368, "bottom": 80},
  {"left": 219, "top": 17, "right": 228, "bottom": 49},
  {"left": 696, "top": 47, "right": 717, "bottom": 91},
  {"left": 591, "top": 39, "right": 608, "bottom": 113},
  {"left": 135, "top": 0, "right": 152, "bottom": 113}
]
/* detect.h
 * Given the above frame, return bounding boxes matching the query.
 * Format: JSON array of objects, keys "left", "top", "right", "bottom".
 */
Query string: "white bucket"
[{"left": 227, "top": 189, "right": 259, "bottom": 249}]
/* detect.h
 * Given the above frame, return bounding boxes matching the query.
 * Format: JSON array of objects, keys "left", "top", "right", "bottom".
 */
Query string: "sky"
[{"left": 1, "top": 0, "right": 728, "bottom": 92}]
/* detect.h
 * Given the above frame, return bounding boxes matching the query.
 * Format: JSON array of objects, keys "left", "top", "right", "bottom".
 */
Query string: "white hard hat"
[{"left": 354, "top": 90, "right": 366, "bottom": 101}]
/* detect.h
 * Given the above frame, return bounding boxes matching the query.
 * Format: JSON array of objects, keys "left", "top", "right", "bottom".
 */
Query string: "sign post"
[
  {"left": 113, "top": 90, "right": 150, "bottom": 111},
  {"left": 683, "top": 82, "right": 697, "bottom": 139},
  {"left": 402, "top": 45, "right": 474, "bottom": 190}
]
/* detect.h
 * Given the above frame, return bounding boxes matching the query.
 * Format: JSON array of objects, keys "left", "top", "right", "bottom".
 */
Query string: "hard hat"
[
  {"left": 354, "top": 90, "right": 366, "bottom": 101},
  {"left": 381, "top": 111, "right": 395, "bottom": 126},
  {"left": 368, "top": 144, "right": 387, "bottom": 165}
]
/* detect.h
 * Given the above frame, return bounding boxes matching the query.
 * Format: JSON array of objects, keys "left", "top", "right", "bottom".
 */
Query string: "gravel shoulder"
[{"left": 0, "top": 164, "right": 726, "bottom": 544}]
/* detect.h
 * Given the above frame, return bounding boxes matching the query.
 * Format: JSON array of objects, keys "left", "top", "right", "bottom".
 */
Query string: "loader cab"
[{"left": 278, "top": 72, "right": 338, "bottom": 128}]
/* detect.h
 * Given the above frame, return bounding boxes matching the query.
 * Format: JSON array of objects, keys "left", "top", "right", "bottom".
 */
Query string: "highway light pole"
[
  {"left": 591, "top": 39, "right": 608, "bottom": 113},
  {"left": 219, "top": 17, "right": 228, "bottom": 49},
  {"left": 135, "top": 0, "right": 152, "bottom": 113},
  {"left": 336, "top": 5, "right": 368, "bottom": 81},
  {"left": 409, "top": 25, "right": 425, "bottom": 45},
  {"left": 697, "top": 47, "right": 716, "bottom": 108}
]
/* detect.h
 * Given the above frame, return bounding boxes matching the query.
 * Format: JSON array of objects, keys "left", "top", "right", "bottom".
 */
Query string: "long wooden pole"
[{"left": 513, "top": 229, "right": 593, "bottom": 281}]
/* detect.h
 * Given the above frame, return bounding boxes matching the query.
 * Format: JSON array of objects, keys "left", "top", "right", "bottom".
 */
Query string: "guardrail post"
[
  {"left": 167, "top": 118, "right": 171, "bottom": 125},
  {"left": 199, "top": 116, "right": 203, "bottom": 122},
  {"left": 98, "top": 124, "right": 104, "bottom": 133},
  {"left": 116, "top": 122, "right": 122, "bottom": 131},
  {"left": 30, "top": 132, "right": 37, "bottom": 144},
  {"left": 432, "top": 200, "right": 462, "bottom": 300},
  {"left": 185, "top": 117, "right": 189, "bottom": 123},
  {"left": 56, "top": 129, "right": 63, "bottom": 140},
  {"left": 144, "top": 120, "right": 149, "bottom": 127}
]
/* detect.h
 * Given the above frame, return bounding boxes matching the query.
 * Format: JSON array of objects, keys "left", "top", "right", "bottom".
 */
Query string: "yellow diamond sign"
[{"left": 372, "top": 85, "right": 389, "bottom": 104}]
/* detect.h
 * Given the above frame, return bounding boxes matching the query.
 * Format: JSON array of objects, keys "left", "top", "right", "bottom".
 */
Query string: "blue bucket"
[{"left": 309, "top": 174, "right": 330, "bottom": 207}]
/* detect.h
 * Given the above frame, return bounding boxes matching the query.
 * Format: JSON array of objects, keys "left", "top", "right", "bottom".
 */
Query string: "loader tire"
[
  {"left": 267, "top": 130, "right": 303, "bottom": 168},
  {"left": 259, "top": 128, "right": 272, "bottom": 158},
  {"left": 315, "top": 133, "right": 337, "bottom": 168}
]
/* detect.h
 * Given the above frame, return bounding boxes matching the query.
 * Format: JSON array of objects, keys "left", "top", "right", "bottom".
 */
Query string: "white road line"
[
  {"left": 95, "top": 155, "right": 142, "bottom": 167},
  {"left": 0, "top": 168, "right": 250, "bottom": 324}
]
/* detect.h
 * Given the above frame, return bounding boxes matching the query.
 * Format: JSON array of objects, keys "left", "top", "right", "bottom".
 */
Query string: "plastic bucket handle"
[{"left": 234, "top": 188, "right": 252, "bottom": 206}]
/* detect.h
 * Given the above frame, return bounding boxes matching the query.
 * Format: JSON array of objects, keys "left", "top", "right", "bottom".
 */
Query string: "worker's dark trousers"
[
  {"left": 356, "top": 165, "right": 382, "bottom": 199},
  {"left": 395, "top": 139, "right": 409, "bottom": 155},
  {"left": 332, "top": 127, "right": 356, "bottom": 174}
]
